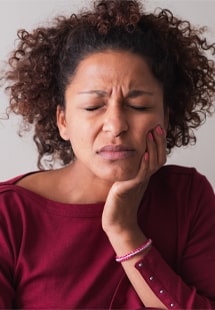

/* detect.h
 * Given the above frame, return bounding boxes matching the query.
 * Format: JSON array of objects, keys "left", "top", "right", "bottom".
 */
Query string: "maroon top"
[{"left": 0, "top": 165, "right": 215, "bottom": 309}]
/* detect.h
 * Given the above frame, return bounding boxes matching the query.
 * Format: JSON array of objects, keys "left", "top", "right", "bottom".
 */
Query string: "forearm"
[
  {"left": 106, "top": 229, "right": 167, "bottom": 309},
  {"left": 106, "top": 228, "right": 215, "bottom": 310}
]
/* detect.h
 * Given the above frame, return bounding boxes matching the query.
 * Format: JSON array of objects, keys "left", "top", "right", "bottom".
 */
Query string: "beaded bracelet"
[{"left": 115, "top": 238, "right": 152, "bottom": 263}]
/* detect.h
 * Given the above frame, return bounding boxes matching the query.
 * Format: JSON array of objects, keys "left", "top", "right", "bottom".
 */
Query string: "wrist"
[
  {"left": 116, "top": 239, "right": 152, "bottom": 263},
  {"left": 106, "top": 227, "right": 148, "bottom": 257}
]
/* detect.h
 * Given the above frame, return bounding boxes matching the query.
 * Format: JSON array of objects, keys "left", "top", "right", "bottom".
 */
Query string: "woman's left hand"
[{"left": 102, "top": 125, "right": 166, "bottom": 248}]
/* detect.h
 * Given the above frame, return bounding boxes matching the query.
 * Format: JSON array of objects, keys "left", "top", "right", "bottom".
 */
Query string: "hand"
[{"left": 102, "top": 125, "right": 166, "bottom": 245}]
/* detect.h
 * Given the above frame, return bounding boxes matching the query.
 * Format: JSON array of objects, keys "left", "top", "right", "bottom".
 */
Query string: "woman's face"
[{"left": 57, "top": 50, "right": 167, "bottom": 183}]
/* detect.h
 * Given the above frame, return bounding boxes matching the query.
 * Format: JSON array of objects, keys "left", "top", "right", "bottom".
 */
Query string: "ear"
[{"left": 56, "top": 105, "right": 70, "bottom": 141}]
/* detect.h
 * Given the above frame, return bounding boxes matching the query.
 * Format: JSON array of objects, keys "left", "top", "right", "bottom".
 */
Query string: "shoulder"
[
  {"left": 153, "top": 164, "right": 210, "bottom": 185},
  {"left": 0, "top": 171, "right": 39, "bottom": 192},
  {"left": 0, "top": 173, "right": 29, "bottom": 194},
  {"left": 0, "top": 169, "right": 69, "bottom": 205},
  {"left": 0, "top": 172, "right": 43, "bottom": 208},
  {"left": 155, "top": 164, "right": 199, "bottom": 177},
  {"left": 143, "top": 165, "right": 215, "bottom": 228},
  {"left": 150, "top": 164, "right": 214, "bottom": 204}
]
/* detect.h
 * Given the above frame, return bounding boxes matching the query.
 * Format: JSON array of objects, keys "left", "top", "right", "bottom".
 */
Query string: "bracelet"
[{"left": 115, "top": 238, "right": 152, "bottom": 263}]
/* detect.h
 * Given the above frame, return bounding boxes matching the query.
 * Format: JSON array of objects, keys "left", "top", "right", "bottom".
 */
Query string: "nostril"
[
  {"left": 115, "top": 130, "right": 125, "bottom": 138},
  {"left": 102, "top": 114, "right": 129, "bottom": 136}
]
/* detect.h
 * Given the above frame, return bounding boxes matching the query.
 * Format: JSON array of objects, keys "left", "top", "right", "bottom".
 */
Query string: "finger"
[
  {"left": 146, "top": 131, "right": 158, "bottom": 173},
  {"left": 135, "top": 150, "right": 149, "bottom": 182},
  {"left": 118, "top": 153, "right": 149, "bottom": 190},
  {"left": 153, "top": 125, "right": 167, "bottom": 166}
]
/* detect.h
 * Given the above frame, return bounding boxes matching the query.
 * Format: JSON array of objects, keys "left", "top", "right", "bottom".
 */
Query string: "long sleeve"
[
  {"left": 0, "top": 190, "right": 17, "bottom": 308},
  {"left": 135, "top": 166, "right": 215, "bottom": 309}
]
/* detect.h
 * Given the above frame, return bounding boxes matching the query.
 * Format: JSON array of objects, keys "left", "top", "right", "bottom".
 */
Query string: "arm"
[
  {"left": 134, "top": 174, "right": 215, "bottom": 309},
  {"left": 102, "top": 125, "right": 168, "bottom": 309},
  {"left": 0, "top": 193, "right": 16, "bottom": 308},
  {"left": 102, "top": 126, "right": 215, "bottom": 309}
]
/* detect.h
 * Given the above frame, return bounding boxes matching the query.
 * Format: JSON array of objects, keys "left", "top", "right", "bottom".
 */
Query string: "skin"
[
  {"left": 19, "top": 49, "right": 168, "bottom": 308},
  {"left": 57, "top": 50, "right": 167, "bottom": 200},
  {"left": 57, "top": 50, "right": 168, "bottom": 308}
]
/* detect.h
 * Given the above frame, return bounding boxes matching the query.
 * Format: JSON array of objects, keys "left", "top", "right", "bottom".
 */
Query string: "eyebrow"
[
  {"left": 78, "top": 89, "right": 154, "bottom": 97},
  {"left": 126, "top": 89, "right": 154, "bottom": 98},
  {"left": 78, "top": 90, "right": 107, "bottom": 97}
]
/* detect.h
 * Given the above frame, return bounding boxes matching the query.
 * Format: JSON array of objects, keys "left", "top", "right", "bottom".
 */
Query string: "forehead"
[{"left": 69, "top": 50, "right": 162, "bottom": 91}]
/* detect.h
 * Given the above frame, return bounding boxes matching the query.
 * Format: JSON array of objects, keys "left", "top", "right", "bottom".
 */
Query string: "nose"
[{"left": 102, "top": 104, "right": 128, "bottom": 137}]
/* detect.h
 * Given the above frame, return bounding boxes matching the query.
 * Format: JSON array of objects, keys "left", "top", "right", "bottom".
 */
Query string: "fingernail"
[
  {"left": 148, "top": 132, "right": 154, "bottom": 141},
  {"left": 144, "top": 152, "right": 149, "bottom": 161},
  {"left": 156, "top": 125, "right": 163, "bottom": 135}
]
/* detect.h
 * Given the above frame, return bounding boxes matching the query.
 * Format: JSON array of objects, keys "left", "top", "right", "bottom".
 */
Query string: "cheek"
[
  {"left": 147, "top": 111, "right": 166, "bottom": 130},
  {"left": 135, "top": 117, "right": 159, "bottom": 135},
  {"left": 68, "top": 123, "right": 94, "bottom": 155},
  {"left": 134, "top": 113, "right": 164, "bottom": 144}
]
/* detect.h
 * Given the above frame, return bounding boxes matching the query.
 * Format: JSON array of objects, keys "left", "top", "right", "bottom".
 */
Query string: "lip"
[{"left": 96, "top": 145, "right": 135, "bottom": 160}]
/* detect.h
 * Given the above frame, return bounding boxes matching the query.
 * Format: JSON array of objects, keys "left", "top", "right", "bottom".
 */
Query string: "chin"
[{"left": 97, "top": 167, "right": 138, "bottom": 183}]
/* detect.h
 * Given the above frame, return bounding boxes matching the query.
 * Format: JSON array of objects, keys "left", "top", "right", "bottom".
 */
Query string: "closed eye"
[
  {"left": 128, "top": 105, "right": 151, "bottom": 111},
  {"left": 84, "top": 105, "right": 103, "bottom": 111}
]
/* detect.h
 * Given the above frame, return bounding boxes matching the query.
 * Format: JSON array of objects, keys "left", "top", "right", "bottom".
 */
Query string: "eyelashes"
[{"left": 84, "top": 104, "right": 152, "bottom": 112}]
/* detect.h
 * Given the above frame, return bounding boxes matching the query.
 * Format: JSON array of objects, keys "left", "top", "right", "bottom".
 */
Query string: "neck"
[{"left": 58, "top": 162, "right": 113, "bottom": 204}]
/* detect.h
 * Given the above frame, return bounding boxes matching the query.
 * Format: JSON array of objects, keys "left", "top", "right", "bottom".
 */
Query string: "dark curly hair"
[{"left": 3, "top": 0, "right": 215, "bottom": 169}]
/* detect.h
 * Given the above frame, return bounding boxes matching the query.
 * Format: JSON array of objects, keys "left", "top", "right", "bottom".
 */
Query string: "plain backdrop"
[{"left": 0, "top": 0, "right": 215, "bottom": 189}]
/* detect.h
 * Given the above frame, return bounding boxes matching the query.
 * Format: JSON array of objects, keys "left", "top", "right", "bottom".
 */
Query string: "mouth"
[{"left": 96, "top": 145, "right": 135, "bottom": 160}]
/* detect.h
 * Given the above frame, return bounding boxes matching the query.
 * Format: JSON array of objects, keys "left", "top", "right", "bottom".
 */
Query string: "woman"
[{"left": 0, "top": 0, "right": 215, "bottom": 308}]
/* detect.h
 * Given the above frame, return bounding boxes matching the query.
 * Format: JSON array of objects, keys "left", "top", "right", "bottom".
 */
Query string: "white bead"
[{"left": 159, "top": 289, "right": 164, "bottom": 294}]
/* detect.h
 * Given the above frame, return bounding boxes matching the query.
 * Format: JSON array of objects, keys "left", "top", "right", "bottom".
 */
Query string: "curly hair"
[{"left": 3, "top": 0, "right": 215, "bottom": 169}]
